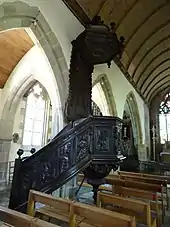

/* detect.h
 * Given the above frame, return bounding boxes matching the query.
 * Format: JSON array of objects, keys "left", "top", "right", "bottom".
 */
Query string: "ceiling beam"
[
  {"left": 116, "top": 0, "right": 139, "bottom": 30},
  {"left": 126, "top": 19, "right": 170, "bottom": 70},
  {"left": 145, "top": 73, "right": 170, "bottom": 99},
  {"left": 124, "top": 1, "right": 167, "bottom": 49},
  {"left": 143, "top": 67, "right": 170, "bottom": 96},
  {"left": 62, "top": 0, "right": 91, "bottom": 26},
  {"left": 148, "top": 80, "right": 170, "bottom": 103},
  {"left": 136, "top": 48, "right": 170, "bottom": 87},
  {"left": 132, "top": 34, "right": 170, "bottom": 79},
  {"left": 138, "top": 58, "right": 170, "bottom": 90}
]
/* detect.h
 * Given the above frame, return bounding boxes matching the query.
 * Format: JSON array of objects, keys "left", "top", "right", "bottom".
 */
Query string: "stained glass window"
[
  {"left": 159, "top": 92, "right": 170, "bottom": 143},
  {"left": 22, "top": 83, "right": 46, "bottom": 149}
]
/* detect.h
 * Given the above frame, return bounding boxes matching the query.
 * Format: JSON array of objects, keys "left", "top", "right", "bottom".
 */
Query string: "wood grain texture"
[{"left": 0, "top": 28, "right": 33, "bottom": 88}]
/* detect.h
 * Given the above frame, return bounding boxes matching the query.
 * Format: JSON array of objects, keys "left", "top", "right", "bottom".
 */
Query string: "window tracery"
[
  {"left": 22, "top": 83, "right": 51, "bottom": 150},
  {"left": 159, "top": 91, "right": 170, "bottom": 143}
]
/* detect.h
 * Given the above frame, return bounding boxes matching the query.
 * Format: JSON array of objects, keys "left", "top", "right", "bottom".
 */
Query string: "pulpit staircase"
[{"left": 9, "top": 116, "right": 124, "bottom": 212}]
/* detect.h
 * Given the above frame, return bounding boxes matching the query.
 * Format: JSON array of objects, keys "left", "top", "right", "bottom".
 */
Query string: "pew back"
[
  {"left": 97, "top": 192, "right": 156, "bottom": 227},
  {"left": 71, "top": 202, "right": 136, "bottom": 227},
  {"left": 27, "top": 190, "right": 137, "bottom": 227},
  {"left": 0, "top": 206, "right": 59, "bottom": 227}
]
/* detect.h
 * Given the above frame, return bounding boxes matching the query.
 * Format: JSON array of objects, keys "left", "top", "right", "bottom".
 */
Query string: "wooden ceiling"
[
  {"left": 0, "top": 29, "right": 34, "bottom": 88},
  {"left": 63, "top": 0, "right": 170, "bottom": 103}
]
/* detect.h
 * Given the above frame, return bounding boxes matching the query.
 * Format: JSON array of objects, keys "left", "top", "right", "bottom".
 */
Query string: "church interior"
[{"left": 1, "top": 0, "right": 170, "bottom": 226}]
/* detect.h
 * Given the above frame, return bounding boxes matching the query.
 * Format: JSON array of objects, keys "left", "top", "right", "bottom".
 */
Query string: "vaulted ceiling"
[
  {"left": 63, "top": 0, "right": 170, "bottom": 103},
  {"left": 0, "top": 29, "right": 34, "bottom": 88}
]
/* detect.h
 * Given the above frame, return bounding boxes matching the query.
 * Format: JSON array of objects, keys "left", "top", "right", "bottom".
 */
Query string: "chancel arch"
[{"left": 92, "top": 74, "right": 117, "bottom": 116}]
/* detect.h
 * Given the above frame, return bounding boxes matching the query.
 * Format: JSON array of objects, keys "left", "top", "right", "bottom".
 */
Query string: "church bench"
[
  {"left": 105, "top": 177, "right": 165, "bottom": 220},
  {"left": 0, "top": 206, "right": 59, "bottom": 227},
  {"left": 70, "top": 201, "right": 136, "bottom": 227},
  {"left": 115, "top": 173, "right": 167, "bottom": 187},
  {"left": 98, "top": 185, "right": 162, "bottom": 226},
  {"left": 27, "top": 190, "right": 136, "bottom": 227},
  {"left": 113, "top": 186, "right": 163, "bottom": 226},
  {"left": 97, "top": 192, "right": 156, "bottom": 227},
  {"left": 109, "top": 173, "right": 168, "bottom": 210},
  {"left": 105, "top": 177, "right": 164, "bottom": 202},
  {"left": 118, "top": 171, "right": 170, "bottom": 184},
  {"left": 27, "top": 190, "right": 72, "bottom": 223}
]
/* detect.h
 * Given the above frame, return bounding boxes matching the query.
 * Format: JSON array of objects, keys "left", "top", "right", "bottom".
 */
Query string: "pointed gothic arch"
[
  {"left": 124, "top": 91, "right": 143, "bottom": 146},
  {"left": 0, "top": 1, "right": 68, "bottom": 164},
  {"left": 92, "top": 74, "right": 117, "bottom": 116},
  {"left": 0, "top": 1, "right": 68, "bottom": 136},
  {"left": 0, "top": 0, "right": 68, "bottom": 107}
]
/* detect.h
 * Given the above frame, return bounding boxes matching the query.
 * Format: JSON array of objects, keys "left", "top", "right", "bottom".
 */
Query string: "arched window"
[
  {"left": 159, "top": 91, "right": 170, "bottom": 144},
  {"left": 22, "top": 83, "right": 51, "bottom": 150}
]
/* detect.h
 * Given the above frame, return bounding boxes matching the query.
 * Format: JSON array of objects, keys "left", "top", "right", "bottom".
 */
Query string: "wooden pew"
[
  {"left": 116, "top": 173, "right": 167, "bottom": 186},
  {"left": 106, "top": 177, "right": 164, "bottom": 200},
  {"left": 113, "top": 186, "right": 162, "bottom": 226},
  {"left": 115, "top": 171, "right": 168, "bottom": 209},
  {"left": 27, "top": 190, "right": 72, "bottom": 222},
  {"left": 0, "top": 206, "right": 59, "bottom": 227},
  {"left": 105, "top": 177, "right": 165, "bottom": 218},
  {"left": 78, "top": 179, "right": 164, "bottom": 224},
  {"left": 118, "top": 171, "right": 170, "bottom": 184},
  {"left": 97, "top": 192, "right": 156, "bottom": 227},
  {"left": 27, "top": 190, "right": 137, "bottom": 227},
  {"left": 70, "top": 202, "right": 136, "bottom": 227}
]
